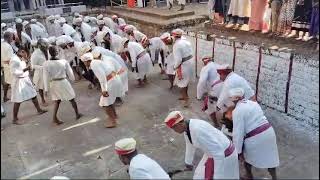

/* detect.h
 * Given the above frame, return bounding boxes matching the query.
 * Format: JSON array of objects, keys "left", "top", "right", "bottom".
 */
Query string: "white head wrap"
[
  {"left": 92, "top": 49, "right": 101, "bottom": 59},
  {"left": 1, "top": 23, "right": 6, "bottom": 29},
  {"left": 97, "top": 14, "right": 104, "bottom": 20},
  {"left": 228, "top": 88, "right": 245, "bottom": 101},
  {"left": 97, "top": 20, "right": 105, "bottom": 25},
  {"left": 55, "top": 14, "right": 61, "bottom": 19},
  {"left": 30, "top": 19, "right": 37, "bottom": 23},
  {"left": 15, "top": 18, "right": 23, "bottom": 24},
  {"left": 48, "top": 36, "right": 56, "bottom": 44},
  {"left": 47, "top": 15, "right": 55, "bottom": 21},
  {"left": 22, "top": 21, "right": 29, "bottom": 27},
  {"left": 81, "top": 53, "right": 94, "bottom": 62},
  {"left": 83, "top": 16, "right": 90, "bottom": 23}
]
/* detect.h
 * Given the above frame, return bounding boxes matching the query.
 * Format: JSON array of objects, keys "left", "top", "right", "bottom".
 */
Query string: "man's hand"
[
  {"left": 238, "top": 153, "right": 244, "bottom": 162},
  {"left": 23, "top": 65, "right": 31, "bottom": 72},
  {"left": 184, "top": 164, "right": 193, "bottom": 171},
  {"left": 102, "top": 91, "right": 109, "bottom": 97}
]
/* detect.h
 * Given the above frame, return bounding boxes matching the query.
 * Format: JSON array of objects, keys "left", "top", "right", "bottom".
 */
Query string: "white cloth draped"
[
  {"left": 30, "top": 49, "right": 47, "bottom": 90},
  {"left": 196, "top": 62, "right": 220, "bottom": 100},
  {"left": 1, "top": 41, "right": 14, "bottom": 84}
]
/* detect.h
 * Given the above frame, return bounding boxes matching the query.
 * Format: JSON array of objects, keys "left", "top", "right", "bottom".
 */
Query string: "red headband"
[
  {"left": 166, "top": 114, "right": 182, "bottom": 128},
  {"left": 115, "top": 148, "right": 135, "bottom": 155}
]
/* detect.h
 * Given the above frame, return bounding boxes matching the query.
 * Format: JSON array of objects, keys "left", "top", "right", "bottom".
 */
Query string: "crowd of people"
[
  {"left": 207, "top": 0, "right": 319, "bottom": 41},
  {"left": 1, "top": 12, "right": 280, "bottom": 179}
]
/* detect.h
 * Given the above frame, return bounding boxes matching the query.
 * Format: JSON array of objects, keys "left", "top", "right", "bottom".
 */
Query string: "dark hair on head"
[
  {"left": 3, "top": 31, "right": 12, "bottom": 40},
  {"left": 16, "top": 23, "right": 23, "bottom": 30},
  {"left": 17, "top": 46, "right": 30, "bottom": 57},
  {"left": 48, "top": 46, "right": 58, "bottom": 58}
]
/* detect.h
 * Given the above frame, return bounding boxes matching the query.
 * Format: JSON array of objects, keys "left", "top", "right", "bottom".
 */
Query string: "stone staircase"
[{"left": 106, "top": 5, "right": 209, "bottom": 36}]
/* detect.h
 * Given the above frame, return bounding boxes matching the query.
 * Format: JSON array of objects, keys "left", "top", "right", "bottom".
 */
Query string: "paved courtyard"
[{"left": 1, "top": 67, "right": 319, "bottom": 179}]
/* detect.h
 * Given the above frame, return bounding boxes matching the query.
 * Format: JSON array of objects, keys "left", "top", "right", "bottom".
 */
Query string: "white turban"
[
  {"left": 79, "top": 41, "right": 91, "bottom": 56},
  {"left": 97, "top": 20, "right": 105, "bottom": 25},
  {"left": 1, "top": 23, "right": 6, "bottom": 29},
  {"left": 22, "top": 21, "right": 29, "bottom": 27},
  {"left": 74, "top": 17, "right": 82, "bottom": 24},
  {"left": 5, "top": 28, "right": 15, "bottom": 34},
  {"left": 121, "top": 38, "right": 129, "bottom": 48},
  {"left": 216, "top": 64, "right": 232, "bottom": 71},
  {"left": 81, "top": 53, "right": 94, "bottom": 62},
  {"left": 91, "top": 27, "right": 98, "bottom": 33},
  {"left": 74, "top": 12, "right": 80, "bottom": 17},
  {"left": 15, "top": 18, "right": 23, "bottom": 24},
  {"left": 64, "top": 35, "right": 74, "bottom": 43},
  {"left": 164, "top": 111, "right": 184, "bottom": 128},
  {"left": 56, "top": 37, "right": 66, "bottom": 46},
  {"left": 111, "top": 15, "right": 118, "bottom": 20},
  {"left": 89, "top": 17, "right": 97, "bottom": 24},
  {"left": 124, "top": 25, "right": 134, "bottom": 33},
  {"left": 92, "top": 49, "right": 101, "bottom": 59},
  {"left": 228, "top": 88, "right": 245, "bottom": 101},
  {"left": 48, "top": 36, "right": 56, "bottom": 44},
  {"left": 31, "top": 40, "right": 38, "bottom": 46},
  {"left": 83, "top": 16, "right": 90, "bottom": 23},
  {"left": 115, "top": 138, "right": 136, "bottom": 155},
  {"left": 30, "top": 19, "right": 37, "bottom": 23},
  {"left": 50, "top": 176, "right": 70, "bottom": 180},
  {"left": 47, "top": 15, "right": 55, "bottom": 21},
  {"left": 97, "top": 14, "right": 104, "bottom": 20},
  {"left": 171, "top": 28, "right": 184, "bottom": 37},
  {"left": 58, "top": 17, "right": 66, "bottom": 24},
  {"left": 160, "top": 32, "right": 171, "bottom": 41},
  {"left": 55, "top": 14, "right": 61, "bottom": 19}
]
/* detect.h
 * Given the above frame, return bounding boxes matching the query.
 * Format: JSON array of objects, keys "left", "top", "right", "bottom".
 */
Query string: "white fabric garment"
[
  {"left": 1, "top": 41, "right": 14, "bottom": 84},
  {"left": 103, "top": 17, "right": 116, "bottom": 32},
  {"left": 43, "top": 59, "right": 76, "bottom": 101},
  {"left": 110, "top": 34, "right": 123, "bottom": 53},
  {"left": 173, "top": 37, "right": 195, "bottom": 88},
  {"left": 164, "top": 45, "right": 175, "bottom": 75},
  {"left": 228, "top": 0, "right": 251, "bottom": 18},
  {"left": 127, "top": 41, "right": 153, "bottom": 79},
  {"left": 93, "top": 46, "right": 127, "bottom": 68},
  {"left": 232, "top": 100, "right": 280, "bottom": 168},
  {"left": 30, "top": 49, "right": 47, "bottom": 90},
  {"left": 129, "top": 154, "right": 170, "bottom": 179},
  {"left": 14, "top": 31, "right": 32, "bottom": 46},
  {"left": 46, "top": 21, "right": 61, "bottom": 37},
  {"left": 30, "top": 23, "right": 48, "bottom": 40},
  {"left": 81, "top": 22, "right": 92, "bottom": 42},
  {"left": 90, "top": 59, "right": 123, "bottom": 107},
  {"left": 217, "top": 72, "right": 255, "bottom": 111},
  {"left": 10, "top": 55, "right": 37, "bottom": 103},
  {"left": 62, "top": 23, "right": 81, "bottom": 42},
  {"left": 36, "top": 22, "right": 47, "bottom": 32},
  {"left": 206, "top": 80, "right": 224, "bottom": 115},
  {"left": 102, "top": 55, "right": 128, "bottom": 94},
  {"left": 112, "top": 18, "right": 126, "bottom": 35},
  {"left": 184, "top": 119, "right": 239, "bottom": 179},
  {"left": 148, "top": 37, "right": 166, "bottom": 65},
  {"left": 196, "top": 61, "right": 220, "bottom": 100},
  {"left": 178, "top": 0, "right": 186, "bottom": 5},
  {"left": 133, "top": 30, "right": 147, "bottom": 43}
]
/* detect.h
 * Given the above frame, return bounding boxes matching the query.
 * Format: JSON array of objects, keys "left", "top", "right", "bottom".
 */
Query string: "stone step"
[{"left": 110, "top": 6, "right": 195, "bottom": 20}]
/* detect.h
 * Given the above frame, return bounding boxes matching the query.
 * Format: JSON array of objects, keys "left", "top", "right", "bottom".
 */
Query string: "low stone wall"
[{"left": 184, "top": 31, "right": 319, "bottom": 127}]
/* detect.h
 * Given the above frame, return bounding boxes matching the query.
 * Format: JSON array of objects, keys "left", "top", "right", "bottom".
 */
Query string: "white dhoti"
[
  {"left": 99, "top": 75, "right": 123, "bottom": 107},
  {"left": 244, "top": 127, "right": 280, "bottom": 168},
  {"left": 165, "top": 53, "right": 175, "bottom": 75},
  {"left": 33, "top": 68, "right": 44, "bottom": 90},
  {"left": 135, "top": 53, "right": 153, "bottom": 80},
  {"left": 118, "top": 68, "right": 128, "bottom": 93},
  {"left": 174, "top": 58, "right": 195, "bottom": 88},
  {"left": 11, "top": 76, "right": 37, "bottom": 103},
  {"left": 3, "top": 65, "right": 12, "bottom": 84},
  {"left": 50, "top": 79, "right": 75, "bottom": 101},
  {"left": 178, "top": 0, "right": 186, "bottom": 5}
]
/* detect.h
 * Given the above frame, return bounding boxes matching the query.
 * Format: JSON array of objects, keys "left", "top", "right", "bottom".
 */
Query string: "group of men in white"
[{"left": 1, "top": 12, "right": 279, "bottom": 179}]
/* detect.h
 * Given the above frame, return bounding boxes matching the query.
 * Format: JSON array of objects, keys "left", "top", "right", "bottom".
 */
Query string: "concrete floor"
[{"left": 1, "top": 68, "right": 318, "bottom": 179}]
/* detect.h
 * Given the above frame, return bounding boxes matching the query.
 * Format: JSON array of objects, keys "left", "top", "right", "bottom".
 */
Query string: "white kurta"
[
  {"left": 227, "top": 0, "right": 251, "bottom": 18},
  {"left": 93, "top": 46, "right": 127, "bottom": 68},
  {"left": 15, "top": 31, "right": 32, "bottom": 47},
  {"left": 129, "top": 154, "right": 171, "bottom": 179},
  {"left": 196, "top": 62, "right": 220, "bottom": 100},
  {"left": 184, "top": 119, "right": 239, "bottom": 179},
  {"left": 173, "top": 37, "right": 195, "bottom": 88},
  {"left": 1, "top": 41, "right": 14, "bottom": 84},
  {"left": 81, "top": 22, "right": 92, "bottom": 42},
  {"left": 217, "top": 72, "right": 255, "bottom": 112},
  {"left": 46, "top": 21, "right": 61, "bottom": 37},
  {"left": 103, "top": 17, "right": 116, "bottom": 32},
  {"left": 30, "top": 49, "right": 47, "bottom": 90},
  {"left": 90, "top": 60, "right": 123, "bottom": 107},
  {"left": 43, "top": 59, "right": 76, "bottom": 101},
  {"left": 232, "top": 100, "right": 280, "bottom": 168},
  {"left": 10, "top": 55, "right": 37, "bottom": 103},
  {"left": 110, "top": 34, "right": 123, "bottom": 54},
  {"left": 30, "top": 23, "right": 48, "bottom": 40},
  {"left": 113, "top": 18, "right": 126, "bottom": 35},
  {"left": 102, "top": 55, "right": 128, "bottom": 94},
  {"left": 148, "top": 37, "right": 166, "bottom": 65},
  {"left": 62, "top": 23, "right": 82, "bottom": 42},
  {"left": 133, "top": 30, "right": 147, "bottom": 43},
  {"left": 206, "top": 80, "right": 224, "bottom": 116},
  {"left": 128, "top": 42, "right": 153, "bottom": 79}
]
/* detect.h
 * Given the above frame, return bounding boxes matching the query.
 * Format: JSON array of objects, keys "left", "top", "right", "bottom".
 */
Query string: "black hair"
[
  {"left": 3, "top": 31, "right": 12, "bottom": 41},
  {"left": 48, "top": 46, "right": 58, "bottom": 59}
]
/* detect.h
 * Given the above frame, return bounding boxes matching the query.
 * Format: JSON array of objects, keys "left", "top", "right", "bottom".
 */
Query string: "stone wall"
[{"left": 184, "top": 31, "right": 319, "bottom": 127}]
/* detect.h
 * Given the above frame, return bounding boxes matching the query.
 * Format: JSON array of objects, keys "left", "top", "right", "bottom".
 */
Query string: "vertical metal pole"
[
  {"left": 232, "top": 41, "right": 236, "bottom": 71},
  {"left": 255, "top": 46, "right": 262, "bottom": 101},
  {"left": 195, "top": 33, "right": 198, "bottom": 78},
  {"left": 284, "top": 53, "right": 294, "bottom": 113},
  {"left": 211, "top": 37, "right": 215, "bottom": 60}
]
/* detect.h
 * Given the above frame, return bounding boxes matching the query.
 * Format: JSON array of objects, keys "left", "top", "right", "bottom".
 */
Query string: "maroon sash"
[
  {"left": 244, "top": 122, "right": 271, "bottom": 140},
  {"left": 205, "top": 158, "right": 214, "bottom": 180}
]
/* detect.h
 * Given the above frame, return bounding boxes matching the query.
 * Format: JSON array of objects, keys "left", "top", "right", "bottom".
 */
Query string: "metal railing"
[
  {"left": 46, "top": 2, "right": 83, "bottom": 8},
  {"left": 110, "top": 0, "right": 127, "bottom": 7}
]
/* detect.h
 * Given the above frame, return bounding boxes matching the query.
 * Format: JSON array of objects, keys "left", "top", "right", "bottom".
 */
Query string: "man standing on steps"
[{"left": 168, "top": 0, "right": 185, "bottom": 10}]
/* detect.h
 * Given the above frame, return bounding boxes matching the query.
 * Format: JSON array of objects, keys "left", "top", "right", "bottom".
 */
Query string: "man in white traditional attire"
[
  {"left": 115, "top": 138, "right": 171, "bottom": 179},
  {"left": 30, "top": 38, "right": 49, "bottom": 106},
  {"left": 1, "top": 23, "right": 7, "bottom": 37},
  {"left": 58, "top": 17, "right": 82, "bottom": 42},
  {"left": 46, "top": 15, "right": 61, "bottom": 37},
  {"left": 31, "top": 19, "right": 47, "bottom": 34},
  {"left": 122, "top": 38, "right": 153, "bottom": 87},
  {"left": 81, "top": 53, "right": 123, "bottom": 128},
  {"left": 160, "top": 32, "right": 175, "bottom": 89},
  {"left": 142, "top": 36, "right": 167, "bottom": 74},
  {"left": 14, "top": 22, "right": 32, "bottom": 51},
  {"left": 124, "top": 25, "right": 147, "bottom": 44},
  {"left": 74, "top": 17, "right": 92, "bottom": 42},
  {"left": 43, "top": 46, "right": 82, "bottom": 125},
  {"left": 224, "top": 88, "right": 279, "bottom": 180},
  {"left": 1, "top": 32, "right": 14, "bottom": 102},
  {"left": 197, "top": 57, "right": 223, "bottom": 127},
  {"left": 171, "top": 29, "right": 195, "bottom": 107},
  {"left": 100, "top": 31, "right": 123, "bottom": 53},
  {"left": 10, "top": 47, "right": 47, "bottom": 124},
  {"left": 111, "top": 15, "right": 126, "bottom": 35},
  {"left": 216, "top": 64, "right": 255, "bottom": 112},
  {"left": 167, "top": 0, "right": 185, "bottom": 11},
  {"left": 164, "top": 111, "right": 239, "bottom": 179}
]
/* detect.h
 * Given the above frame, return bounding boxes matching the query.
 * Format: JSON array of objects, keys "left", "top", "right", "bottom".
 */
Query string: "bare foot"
[
  {"left": 105, "top": 120, "right": 117, "bottom": 128},
  {"left": 38, "top": 109, "right": 48, "bottom": 115},
  {"left": 12, "top": 120, "right": 23, "bottom": 125},
  {"left": 76, "top": 113, "right": 83, "bottom": 120},
  {"left": 53, "top": 119, "right": 64, "bottom": 125}
]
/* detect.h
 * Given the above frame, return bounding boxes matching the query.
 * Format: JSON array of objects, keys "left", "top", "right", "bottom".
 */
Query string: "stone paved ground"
[{"left": 1, "top": 67, "right": 319, "bottom": 179}]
